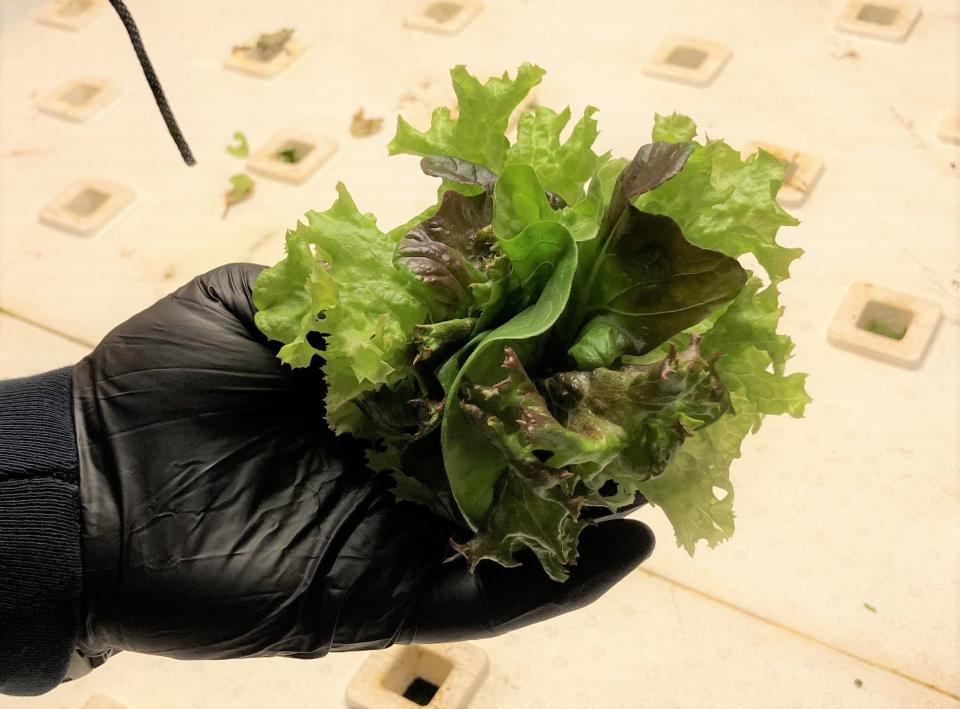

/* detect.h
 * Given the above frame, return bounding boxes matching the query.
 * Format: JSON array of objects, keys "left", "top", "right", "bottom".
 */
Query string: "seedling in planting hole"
[
  {"left": 828, "top": 282, "right": 941, "bottom": 367},
  {"left": 403, "top": 0, "right": 483, "bottom": 36},
  {"left": 862, "top": 319, "right": 906, "bottom": 340},
  {"left": 643, "top": 36, "right": 731, "bottom": 87},
  {"left": 276, "top": 147, "right": 303, "bottom": 163},
  {"left": 248, "top": 131, "right": 337, "bottom": 184},
  {"left": 835, "top": 0, "right": 920, "bottom": 42},
  {"left": 225, "top": 29, "right": 303, "bottom": 78},
  {"left": 234, "top": 29, "right": 295, "bottom": 63}
]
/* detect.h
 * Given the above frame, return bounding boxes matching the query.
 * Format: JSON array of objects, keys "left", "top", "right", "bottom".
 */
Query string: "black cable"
[{"left": 107, "top": 0, "right": 196, "bottom": 166}]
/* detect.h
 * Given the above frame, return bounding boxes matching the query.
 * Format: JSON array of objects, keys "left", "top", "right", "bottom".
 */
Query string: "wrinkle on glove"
[{"left": 71, "top": 263, "right": 654, "bottom": 666}]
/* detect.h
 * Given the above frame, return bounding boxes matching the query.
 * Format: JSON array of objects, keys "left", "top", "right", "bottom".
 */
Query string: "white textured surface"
[
  {"left": 1, "top": 0, "right": 959, "bottom": 706},
  {"left": 0, "top": 571, "right": 956, "bottom": 709},
  {"left": 826, "top": 281, "right": 943, "bottom": 366},
  {"left": 0, "top": 314, "right": 89, "bottom": 378},
  {"left": 346, "top": 643, "right": 488, "bottom": 709}
]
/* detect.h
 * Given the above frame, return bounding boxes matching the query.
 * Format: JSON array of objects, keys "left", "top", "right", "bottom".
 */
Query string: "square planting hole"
[
  {"left": 665, "top": 46, "right": 707, "bottom": 69},
  {"left": 403, "top": 678, "right": 441, "bottom": 705},
  {"left": 248, "top": 130, "right": 337, "bottom": 184},
  {"left": 856, "top": 3, "right": 899, "bottom": 24},
  {"left": 937, "top": 110, "right": 960, "bottom": 146},
  {"left": 743, "top": 142, "right": 824, "bottom": 207},
  {"left": 274, "top": 139, "right": 314, "bottom": 164},
  {"left": 38, "top": 77, "right": 121, "bottom": 122},
  {"left": 782, "top": 158, "right": 799, "bottom": 184},
  {"left": 643, "top": 36, "right": 731, "bottom": 87},
  {"left": 828, "top": 282, "right": 942, "bottom": 367},
  {"left": 404, "top": 0, "right": 482, "bottom": 35},
  {"left": 224, "top": 30, "right": 304, "bottom": 78},
  {"left": 856, "top": 301, "right": 913, "bottom": 340},
  {"left": 39, "top": 178, "right": 135, "bottom": 237},
  {"left": 246, "top": 29, "right": 295, "bottom": 63},
  {"left": 37, "top": 0, "right": 105, "bottom": 30},
  {"left": 382, "top": 647, "right": 453, "bottom": 705},
  {"left": 425, "top": 1, "right": 463, "bottom": 22},
  {"left": 64, "top": 187, "right": 109, "bottom": 216},
  {"left": 61, "top": 82, "right": 101, "bottom": 106},
  {"left": 836, "top": 0, "right": 920, "bottom": 41},
  {"left": 58, "top": 0, "right": 93, "bottom": 16},
  {"left": 346, "top": 642, "right": 489, "bottom": 709}
]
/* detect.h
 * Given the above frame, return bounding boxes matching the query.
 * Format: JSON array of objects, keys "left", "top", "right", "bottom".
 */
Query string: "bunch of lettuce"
[{"left": 253, "top": 64, "right": 810, "bottom": 581}]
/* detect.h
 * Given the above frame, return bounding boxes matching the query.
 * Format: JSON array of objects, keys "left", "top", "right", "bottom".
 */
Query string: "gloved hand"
[{"left": 72, "top": 263, "right": 654, "bottom": 665}]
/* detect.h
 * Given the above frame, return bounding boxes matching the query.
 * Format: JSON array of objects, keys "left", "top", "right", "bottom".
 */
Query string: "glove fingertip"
[
  {"left": 562, "top": 519, "right": 655, "bottom": 607},
  {"left": 191, "top": 263, "right": 267, "bottom": 335}
]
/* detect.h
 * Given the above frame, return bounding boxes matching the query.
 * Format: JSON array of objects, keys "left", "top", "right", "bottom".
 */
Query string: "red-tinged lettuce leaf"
[
  {"left": 543, "top": 337, "right": 732, "bottom": 498},
  {"left": 452, "top": 471, "right": 588, "bottom": 582},
  {"left": 395, "top": 189, "right": 499, "bottom": 319},
  {"left": 635, "top": 118, "right": 801, "bottom": 284},
  {"left": 388, "top": 63, "right": 545, "bottom": 171},
  {"left": 638, "top": 275, "right": 811, "bottom": 554},
  {"left": 441, "top": 222, "right": 579, "bottom": 529},
  {"left": 461, "top": 347, "right": 626, "bottom": 475},
  {"left": 568, "top": 207, "right": 746, "bottom": 369},
  {"left": 635, "top": 349, "right": 809, "bottom": 554},
  {"left": 420, "top": 155, "right": 498, "bottom": 193},
  {"left": 454, "top": 338, "right": 731, "bottom": 579},
  {"left": 561, "top": 140, "right": 746, "bottom": 369},
  {"left": 604, "top": 114, "right": 808, "bottom": 554},
  {"left": 412, "top": 317, "right": 478, "bottom": 365},
  {"left": 596, "top": 141, "right": 696, "bottom": 242},
  {"left": 255, "top": 80, "right": 812, "bottom": 579}
]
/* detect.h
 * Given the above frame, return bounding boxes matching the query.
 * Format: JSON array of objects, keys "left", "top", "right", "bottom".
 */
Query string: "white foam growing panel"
[
  {"left": 642, "top": 36, "right": 731, "bottom": 87},
  {"left": 38, "top": 178, "right": 135, "bottom": 237},
  {"left": 403, "top": 0, "right": 483, "bottom": 36},
  {"left": 36, "top": 77, "right": 122, "bottom": 123},
  {"left": 247, "top": 129, "right": 338, "bottom": 184},
  {"left": 743, "top": 141, "right": 824, "bottom": 207},
  {"left": 827, "top": 282, "right": 942, "bottom": 367},
  {"left": 346, "top": 643, "right": 489, "bottom": 709},
  {"left": 36, "top": 0, "right": 106, "bottom": 31},
  {"left": 936, "top": 109, "right": 960, "bottom": 146},
  {"left": 224, "top": 31, "right": 304, "bottom": 78},
  {"left": 80, "top": 694, "right": 129, "bottom": 709},
  {"left": 835, "top": 0, "right": 920, "bottom": 42}
]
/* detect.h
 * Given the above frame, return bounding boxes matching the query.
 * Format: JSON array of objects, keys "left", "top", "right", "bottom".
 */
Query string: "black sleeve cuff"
[{"left": 0, "top": 368, "right": 82, "bottom": 696}]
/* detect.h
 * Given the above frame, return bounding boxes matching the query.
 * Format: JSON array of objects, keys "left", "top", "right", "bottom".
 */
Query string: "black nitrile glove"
[{"left": 72, "top": 263, "right": 654, "bottom": 665}]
